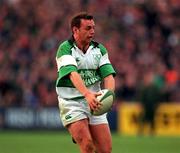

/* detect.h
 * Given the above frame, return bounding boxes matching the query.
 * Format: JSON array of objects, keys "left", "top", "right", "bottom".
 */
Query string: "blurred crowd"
[{"left": 0, "top": 0, "right": 179, "bottom": 108}]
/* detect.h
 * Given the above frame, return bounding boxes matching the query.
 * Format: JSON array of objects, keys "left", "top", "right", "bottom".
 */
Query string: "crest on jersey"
[
  {"left": 93, "top": 54, "right": 101, "bottom": 67},
  {"left": 75, "top": 57, "right": 81, "bottom": 66}
]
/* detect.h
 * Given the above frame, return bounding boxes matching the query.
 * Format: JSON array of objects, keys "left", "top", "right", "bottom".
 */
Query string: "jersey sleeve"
[
  {"left": 56, "top": 41, "right": 78, "bottom": 81},
  {"left": 98, "top": 44, "right": 116, "bottom": 78},
  {"left": 56, "top": 55, "right": 77, "bottom": 80}
]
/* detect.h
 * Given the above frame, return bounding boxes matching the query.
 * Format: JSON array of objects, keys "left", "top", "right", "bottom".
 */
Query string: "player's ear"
[{"left": 72, "top": 26, "right": 79, "bottom": 34}]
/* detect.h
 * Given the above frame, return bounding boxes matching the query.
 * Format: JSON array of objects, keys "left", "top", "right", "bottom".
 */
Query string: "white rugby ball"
[{"left": 92, "top": 89, "right": 115, "bottom": 116}]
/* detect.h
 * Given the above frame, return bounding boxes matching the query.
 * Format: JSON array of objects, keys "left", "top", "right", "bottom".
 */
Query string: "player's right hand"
[{"left": 84, "top": 91, "right": 102, "bottom": 111}]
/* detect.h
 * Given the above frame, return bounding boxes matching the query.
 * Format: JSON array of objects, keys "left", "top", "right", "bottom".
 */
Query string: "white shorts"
[{"left": 57, "top": 97, "right": 108, "bottom": 127}]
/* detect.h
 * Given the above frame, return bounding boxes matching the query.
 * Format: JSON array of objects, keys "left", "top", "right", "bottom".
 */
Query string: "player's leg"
[
  {"left": 57, "top": 97, "right": 95, "bottom": 152},
  {"left": 89, "top": 114, "right": 112, "bottom": 153},
  {"left": 67, "top": 118, "right": 96, "bottom": 153},
  {"left": 90, "top": 123, "right": 112, "bottom": 153}
]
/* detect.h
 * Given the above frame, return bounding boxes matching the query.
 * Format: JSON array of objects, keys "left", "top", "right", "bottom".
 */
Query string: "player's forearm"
[
  {"left": 69, "top": 71, "right": 90, "bottom": 96},
  {"left": 103, "top": 75, "right": 115, "bottom": 91}
]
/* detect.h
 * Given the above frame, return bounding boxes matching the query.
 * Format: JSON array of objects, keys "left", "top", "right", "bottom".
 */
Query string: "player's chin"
[{"left": 87, "top": 37, "right": 93, "bottom": 43}]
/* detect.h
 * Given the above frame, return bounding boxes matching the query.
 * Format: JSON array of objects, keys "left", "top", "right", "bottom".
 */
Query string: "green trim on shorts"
[{"left": 64, "top": 96, "right": 85, "bottom": 101}]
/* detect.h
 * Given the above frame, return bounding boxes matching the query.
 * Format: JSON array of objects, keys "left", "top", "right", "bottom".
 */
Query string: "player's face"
[{"left": 77, "top": 19, "right": 95, "bottom": 44}]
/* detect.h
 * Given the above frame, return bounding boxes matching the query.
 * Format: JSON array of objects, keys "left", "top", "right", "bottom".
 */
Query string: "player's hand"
[{"left": 84, "top": 91, "right": 102, "bottom": 111}]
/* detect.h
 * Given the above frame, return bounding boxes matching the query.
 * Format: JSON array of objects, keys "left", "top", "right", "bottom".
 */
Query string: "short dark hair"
[{"left": 70, "top": 12, "right": 94, "bottom": 30}]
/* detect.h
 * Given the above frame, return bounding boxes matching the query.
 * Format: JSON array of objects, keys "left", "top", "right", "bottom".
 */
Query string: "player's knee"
[
  {"left": 84, "top": 140, "right": 95, "bottom": 152},
  {"left": 85, "top": 141, "right": 95, "bottom": 152},
  {"left": 98, "top": 144, "right": 112, "bottom": 153},
  {"left": 75, "top": 135, "right": 95, "bottom": 152}
]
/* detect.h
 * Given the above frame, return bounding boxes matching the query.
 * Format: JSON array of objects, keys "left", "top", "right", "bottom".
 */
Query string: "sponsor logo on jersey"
[{"left": 79, "top": 70, "right": 101, "bottom": 86}]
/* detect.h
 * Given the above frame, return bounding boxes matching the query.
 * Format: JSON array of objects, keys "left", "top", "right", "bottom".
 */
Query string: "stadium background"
[{"left": 0, "top": 0, "right": 179, "bottom": 152}]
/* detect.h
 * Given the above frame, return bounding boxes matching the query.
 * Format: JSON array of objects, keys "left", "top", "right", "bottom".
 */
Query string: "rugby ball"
[{"left": 92, "top": 89, "right": 115, "bottom": 116}]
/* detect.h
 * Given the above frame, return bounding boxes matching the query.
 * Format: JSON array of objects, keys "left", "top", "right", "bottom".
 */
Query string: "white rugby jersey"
[{"left": 55, "top": 38, "right": 116, "bottom": 100}]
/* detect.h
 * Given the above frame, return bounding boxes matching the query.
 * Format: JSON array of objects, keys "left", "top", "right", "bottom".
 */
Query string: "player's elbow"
[{"left": 103, "top": 75, "right": 115, "bottom": 91}]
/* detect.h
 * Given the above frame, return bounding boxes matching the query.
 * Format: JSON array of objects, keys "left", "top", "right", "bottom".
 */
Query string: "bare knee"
[
  {"left": 84, "top": 139, "right": 95, "bottom": 152},
  {"left": 74, "top": 134, "right": 95, "bottom": 152},
  {"left": 67, "top": 119, "right": 96, "bottom": 152},
  {"left": 78, "top": 138, "right": 95, "bottom": 153},
  {"left": 96, "top": 144, "right": 112, "bottom": 153}
]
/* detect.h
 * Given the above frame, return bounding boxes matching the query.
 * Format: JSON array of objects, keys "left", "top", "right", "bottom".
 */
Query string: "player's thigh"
[
  {"left": 67, "top": 118, "right": 93, "bottom": 144},
  {"left": 89, "top": 124, "right": 112, "bottom": 150}
]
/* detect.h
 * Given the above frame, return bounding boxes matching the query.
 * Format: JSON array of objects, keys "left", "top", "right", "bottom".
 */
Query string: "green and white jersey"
[{"left": 55, "top": 38, "right": 116, "bottom": 100}]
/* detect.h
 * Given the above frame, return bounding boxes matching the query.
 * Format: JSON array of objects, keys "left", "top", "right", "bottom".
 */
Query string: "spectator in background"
[
  {"left": 137, "top": 71, "right": 163, "bottom": 135},
  {"left": 0, "top": 81, "right": 22, "bottom": 107}
]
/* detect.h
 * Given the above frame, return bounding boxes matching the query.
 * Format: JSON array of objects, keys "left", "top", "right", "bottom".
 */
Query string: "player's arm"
[
  {"left": 69, "top": 71, "right": 89, "bottom": 96},
  {"left": 103, "top": 74, "right": 115, "bottom": 92},
  {"left": 69, "top": 71, "right": 101, "bottom": 111},
  {"left": 98, "top": 44, "right": 116, "bottom": 92}
]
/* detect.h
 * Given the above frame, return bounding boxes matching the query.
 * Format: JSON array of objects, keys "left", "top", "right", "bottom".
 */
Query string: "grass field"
[{"left": 0, "top": 130, "right": 180, "bottom": 153}]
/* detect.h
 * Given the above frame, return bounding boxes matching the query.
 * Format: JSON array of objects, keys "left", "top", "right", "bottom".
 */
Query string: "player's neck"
[{"left": 75, "top": 39, "right": 89, "bottom": 53}]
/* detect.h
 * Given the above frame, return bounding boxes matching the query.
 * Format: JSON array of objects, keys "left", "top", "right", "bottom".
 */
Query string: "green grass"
[{"left": 0, "top": 131, "right": 180, "bottom": 153}]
